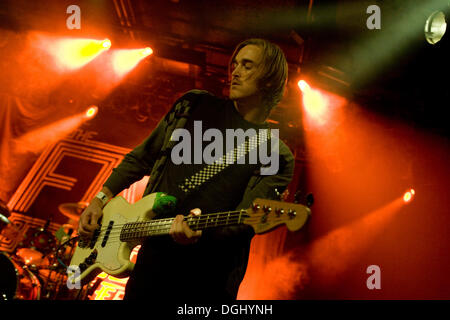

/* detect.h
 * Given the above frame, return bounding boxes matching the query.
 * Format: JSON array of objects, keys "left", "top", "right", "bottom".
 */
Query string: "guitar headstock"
[{"left": 243, "top": 198, "right": 311, "bottom": 234}]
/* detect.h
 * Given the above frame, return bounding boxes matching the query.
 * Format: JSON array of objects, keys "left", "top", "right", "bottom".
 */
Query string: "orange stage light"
[
  {"left": 102, "top": 39, "right": 112, "bottom": 49},
  {"left": 85, "top": 106, "right": 98, "bottom": 118},
  {"left": 298, "top": 80, "right": 331, "bottom": 126},
  {"left": 142, "top": 47, "right": 153, "bottom": 56},
  {"left": 15, "top": 107, "right": 100, "bottom": 154},
  {"left": 16, "top": 114, "right": 85, "bottom": 153},
  {"left": 305, "top": 196, "right": 405, "bottom": 290},
  {"left": 298, "top": 79, "right": 309, "bottom": 92},
  {"left": 111, "top": 47, "right": 153, "bottom": 77},
  {"left": 303, "top": 90, "right": 327, "bottom": 123},
  {"left": 403, "top": 189, "right": 415, "bottom": 203},
  {"left": 51, "top": 38, "right": 111, "bottom": 70}
]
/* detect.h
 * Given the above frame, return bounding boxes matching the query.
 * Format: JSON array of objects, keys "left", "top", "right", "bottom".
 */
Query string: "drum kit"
[{"left": 0, "top": 200, "right": 92, "bottom": 300}]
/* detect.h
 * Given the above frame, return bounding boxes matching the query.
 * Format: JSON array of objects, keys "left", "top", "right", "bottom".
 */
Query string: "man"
[{"left": 78, "top": 38, "right": 294, "bottom": 300}]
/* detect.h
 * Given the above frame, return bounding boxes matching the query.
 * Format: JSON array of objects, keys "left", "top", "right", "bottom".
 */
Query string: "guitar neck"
[{"left": 119, "top": 209, "right": 249, "bottom": 242}]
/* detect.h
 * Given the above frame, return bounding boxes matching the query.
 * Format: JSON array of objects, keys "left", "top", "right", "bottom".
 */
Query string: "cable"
[{"left": 54, "top": 236, "right": 79, "bottom": 268}]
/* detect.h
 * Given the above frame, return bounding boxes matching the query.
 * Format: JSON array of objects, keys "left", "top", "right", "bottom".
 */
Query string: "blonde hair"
[{"left": 229, "top": 38, "right": 288, "bottom": 113}]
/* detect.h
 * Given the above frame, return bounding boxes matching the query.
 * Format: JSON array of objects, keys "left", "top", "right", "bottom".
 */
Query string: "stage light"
[
  {"left": 304, "top": 91, "right": 327, "bottom": 120},
  {"left": 51, "top": 38, "right": 112, "bottom": 70},
  {"left": 142, "top": 47, "right": 153, "bottom": 56},
  {"left": 403, "top": 189, "right": 415, "bottom": 203},
  {"left": 424, "top": 11, "right": 447, "bottom": 44},
  {"left": 102, "top": 39, "right": 112, "bottom": 49},
  {"left": 15, "top": 111, "right": 93, "bottom": 153},
  {"left": 85, "top": 105, "right": 98, "bottom": 119},
  {"left": 112, "top": 47, "right": 154, "bottom": 77},
  {"left": 298, "top": 80, "right": 309, "bottom": 92},
  {"left": 298, "top": 80, "right": 328, "bottom": 125}
]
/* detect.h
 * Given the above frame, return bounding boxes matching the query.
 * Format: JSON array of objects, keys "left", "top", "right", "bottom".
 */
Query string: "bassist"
[{"left": 78, "top": 38, "right": 294, "bottom": 300}]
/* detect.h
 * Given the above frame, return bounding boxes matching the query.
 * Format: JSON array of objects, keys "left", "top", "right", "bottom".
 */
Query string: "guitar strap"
[
  {"left": 145, "top": 90, "right": 275, "bottom": 198},
  {"left": 145, "top": 90, "right": 207, "bottom": 195},
  {"left": 178, "top": 127, "right": 273, "bottom": 195}
]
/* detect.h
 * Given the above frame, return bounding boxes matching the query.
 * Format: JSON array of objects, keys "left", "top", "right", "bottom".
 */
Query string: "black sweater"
[{"left": 103, "top": 90, "right": 294, "bottom": 300}]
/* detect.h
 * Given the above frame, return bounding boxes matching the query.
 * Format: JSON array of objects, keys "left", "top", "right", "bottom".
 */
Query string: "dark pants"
[{"left": 122, "top": 237, "right": 236, "bottom": 301}]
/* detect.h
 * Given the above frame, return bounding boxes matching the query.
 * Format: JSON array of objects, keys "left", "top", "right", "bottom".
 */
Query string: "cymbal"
[{"left": 58, "top": 202, "right": 89, "bottom": 221}]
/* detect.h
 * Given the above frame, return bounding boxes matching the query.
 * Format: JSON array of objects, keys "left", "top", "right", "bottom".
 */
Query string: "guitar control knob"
[{"left": 79, "top": 262, "right": 88, "bottom": 271}]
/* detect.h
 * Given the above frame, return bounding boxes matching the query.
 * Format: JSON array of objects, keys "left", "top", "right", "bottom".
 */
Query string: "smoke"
[{"left": 259, "top": 252, "right": 310, "bottom": 299}]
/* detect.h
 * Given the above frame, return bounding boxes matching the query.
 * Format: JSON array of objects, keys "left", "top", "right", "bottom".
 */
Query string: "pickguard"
[{"left": 96, "top": 212, "right": 128, "bottom": 271}]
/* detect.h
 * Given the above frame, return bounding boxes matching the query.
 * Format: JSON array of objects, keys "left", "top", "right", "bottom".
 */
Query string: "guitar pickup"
[{"left": 101, "top": 221, "right": 114, "bottom": 247}]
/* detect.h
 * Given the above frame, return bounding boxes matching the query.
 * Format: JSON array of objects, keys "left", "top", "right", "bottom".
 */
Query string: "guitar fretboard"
[{"left": 119, "top": 210, "right": 249, "bottom": 242}]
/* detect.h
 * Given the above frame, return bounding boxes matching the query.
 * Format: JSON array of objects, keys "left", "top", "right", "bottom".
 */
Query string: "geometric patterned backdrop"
[{"left": 0, "top": 130, "right": 143, "bottom": 252}]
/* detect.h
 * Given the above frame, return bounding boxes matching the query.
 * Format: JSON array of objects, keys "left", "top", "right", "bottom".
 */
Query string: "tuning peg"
[
  {"left": 288, "top": 209, "right": 296, "bottom": 219},
  {"left": 252, "top": 203, "right": 261, "bottom": 211},
  {"left": 263, "top": 205, "right": 272, "bottom": 213},
  {"left": 275, "top": 208, "right": 284, "bottom": 217}
]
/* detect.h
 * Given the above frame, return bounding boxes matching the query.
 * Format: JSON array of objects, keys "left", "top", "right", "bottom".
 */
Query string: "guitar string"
[
  {"left": 83, "top": 205, "right": 294, "bottom": 234},
  {"left": 77, "top": 211, "right": 248, "bottom": 241},
  {"left": 91, "top": 214, "right": 253, "bottom": 240},
  {"left": 90, "top": 217, "right": 273, "bottom": 245},
  {"left": 76, "top": 208, "right": 292, "bottom": 245},
  {"left": 84, "top": 209, "right": 287, "bottom": 239},
  {"left": 80, "top": 216, "right": 283, "bottom": 245},
  {"left": 82, "top": 211, "right": 259, "bottom": 241},
  {"left": 81, "top": 211, "right": 294, "bottom": 245},
  {"left": 78, "top": 215, "right": 261, "bottom": 241},
  {"left": 86, "top": 210, "right": 248, "bottom": 233}
]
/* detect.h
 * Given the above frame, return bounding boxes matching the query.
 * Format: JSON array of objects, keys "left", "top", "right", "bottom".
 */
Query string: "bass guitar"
[{"left": 68, "top": 192, "right": 311, "bottom": 286}]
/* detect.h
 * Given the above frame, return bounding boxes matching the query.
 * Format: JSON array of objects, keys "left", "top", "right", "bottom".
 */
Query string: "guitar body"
[{"left": 69, "top": 192, "right": 169, "bottom": 285}]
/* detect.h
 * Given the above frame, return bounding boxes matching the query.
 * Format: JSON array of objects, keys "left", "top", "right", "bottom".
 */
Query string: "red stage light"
[
  {"left": 403, "top": 189, "right": 415, "bottom": 203},
  {"left": 85, "top": 106, "right": 98, "bottom": 118}
]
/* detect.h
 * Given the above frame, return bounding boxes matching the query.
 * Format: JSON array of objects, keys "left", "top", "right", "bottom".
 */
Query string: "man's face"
[{"left": 229, "top": 44, "right": 263, "bottom": 102}]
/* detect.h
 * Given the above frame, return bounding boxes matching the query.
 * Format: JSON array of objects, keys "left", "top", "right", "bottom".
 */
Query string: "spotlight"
[
  {"left": 112, "top": 47, "right": 154, "bottom": 76},
  {"left": 403, "top": 188, "right": 415, "bottom": 203},
  {"left": 50, "top": 38, "right": 112, "bottom": 70},
  {"left": 142, "top": 47, "right": 153, "bottom": 56},
  {"left": 298, "top": 79, "right": 328, "bottom": 125},
  {"left": 85, "top": 106, "right": 98, "bottom": 119},
  {"left": 102, "top": 39, "right": 112, "bottom": 49},
  {"left": 298, "top": 80, "right": 310, "bottom": 92},
  {"left": 424, "top": 11, "right": 447, "bottom": 44}
]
